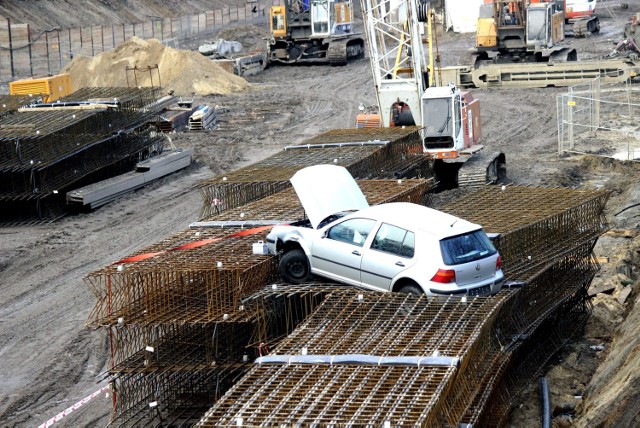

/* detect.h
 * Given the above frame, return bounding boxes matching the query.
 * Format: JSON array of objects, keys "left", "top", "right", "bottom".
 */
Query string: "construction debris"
[{"left": 188, "top": 105, "right": 217, "bottom": 130}]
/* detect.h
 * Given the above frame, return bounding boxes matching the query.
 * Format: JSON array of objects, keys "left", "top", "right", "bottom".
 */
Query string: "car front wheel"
[{"left": 278, "top": 249, "right": 311, "bottom": 284}]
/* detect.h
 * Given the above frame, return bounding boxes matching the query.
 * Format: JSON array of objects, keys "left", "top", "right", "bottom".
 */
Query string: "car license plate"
[{"left": 468, "top": 285, "right": 490, "bottom": 296}]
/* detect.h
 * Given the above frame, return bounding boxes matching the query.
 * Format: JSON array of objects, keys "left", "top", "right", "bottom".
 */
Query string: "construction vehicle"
[
  {"left": 268, "top": 0, "right": 365, "bottom": 65},
  {"left": 360, "top": 0, "right": 505, "bottom": 187},
  {"left": 559, "top": 0, "right": 600, "bottom": 37},
  {"left": 476, "top": 1, "right": 578, "bottom": 64}
]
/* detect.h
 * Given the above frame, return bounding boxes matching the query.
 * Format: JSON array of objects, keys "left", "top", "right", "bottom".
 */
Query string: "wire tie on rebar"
[
  {"left": 149, "top": 401, "right": 158, "bottom": 408},
  {"left": 145, "top": 346, "right": 154, "bottom": 353}
]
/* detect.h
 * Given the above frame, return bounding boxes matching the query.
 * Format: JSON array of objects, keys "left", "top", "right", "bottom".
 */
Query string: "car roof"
[{"left": 349, "top": 202, "right": 481, "bottom": 239}]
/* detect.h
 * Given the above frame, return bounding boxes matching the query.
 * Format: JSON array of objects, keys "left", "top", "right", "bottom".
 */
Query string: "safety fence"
[
  {"left": 557, "top": 75, "right": 640, "bottom": 160},
  {"left": 0, "top": 1, "right": 276, "bottom": 82}
]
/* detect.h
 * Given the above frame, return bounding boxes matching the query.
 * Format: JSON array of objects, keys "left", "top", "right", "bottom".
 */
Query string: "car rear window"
[{"left": 440, "top": 229, "right": 497, "bottom": 266}]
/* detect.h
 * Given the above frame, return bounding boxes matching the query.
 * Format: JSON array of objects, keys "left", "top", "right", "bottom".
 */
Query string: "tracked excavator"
[
  {"left": 475, "top": 1, "right": 599, "bottom": 65},
  {"left": 359, "top": 0, "right": 505, "bottom": 188},
  {"left": 268, "top": 0, "right": 365, "bottom": 65},
  {"left": 556, "top": 0, "right": 600, "bottom": 37}
]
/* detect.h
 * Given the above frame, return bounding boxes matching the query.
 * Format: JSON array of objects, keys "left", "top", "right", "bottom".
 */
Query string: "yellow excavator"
[
  {"left": 475, "top": 0, "right": 578, "bottom": 64},
  {"left": 268, "top": 0, "right": 365, "bottom": 65}
]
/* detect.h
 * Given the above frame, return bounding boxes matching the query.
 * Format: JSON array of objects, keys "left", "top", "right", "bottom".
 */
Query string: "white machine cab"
[{"left": 266, "top": 164, "right": 504, "bottom": 297}]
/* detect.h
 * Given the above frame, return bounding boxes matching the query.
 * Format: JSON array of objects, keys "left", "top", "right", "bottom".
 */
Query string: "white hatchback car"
[{"left": 266, "top": 165, "right": 504, "bottom": 297}]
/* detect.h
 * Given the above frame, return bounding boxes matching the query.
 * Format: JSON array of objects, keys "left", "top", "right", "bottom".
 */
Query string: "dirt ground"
[{"left": 1, "top": 1, "right": 640, "bottom": 426}]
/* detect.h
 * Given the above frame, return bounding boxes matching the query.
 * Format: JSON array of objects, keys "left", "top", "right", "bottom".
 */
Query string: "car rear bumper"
[{"left": 429, "top": 278, "right": 504, "bottom": 297}]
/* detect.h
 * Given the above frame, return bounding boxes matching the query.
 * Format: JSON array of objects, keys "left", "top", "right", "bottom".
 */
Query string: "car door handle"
[
  {"left": 352, "top": 250, "right": 361, "bottom": 256},
  {"left": 395, "top": 261, "right": 405, "bottom": 267}
]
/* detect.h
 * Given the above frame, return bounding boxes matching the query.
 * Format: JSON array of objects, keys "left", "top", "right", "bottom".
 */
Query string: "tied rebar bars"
[
  {"left": 197, "top": 178, "right": 436, "bottom": 225},
  {"left": 193, "top": 185, "right": 610, "bottom": 427},
  {"left": 441, "top": 186, "right": 610, "bottom": 279},
  {"left": 90, "top": 180, "right": 610, "bottom": 426},
  {"left": 198, "top": 291, "right": 508, "bottom": 427},
  {"left": 197, "top": 127, "right": 429, "bottom": 218},
  {"left": 0, "top": 87, "right": 166, "bottom": 223}
]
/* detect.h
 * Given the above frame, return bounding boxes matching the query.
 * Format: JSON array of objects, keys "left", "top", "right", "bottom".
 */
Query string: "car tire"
[
  {"left": 279, "top": 249, "right": 311, "bottom": 284},
  {"left": 398, "top": 284, "right": 423, "bottom": 296}
]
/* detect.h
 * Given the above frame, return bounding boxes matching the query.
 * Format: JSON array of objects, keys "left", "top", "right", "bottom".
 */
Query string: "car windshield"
[{"left": 440, "top": 229, "right": 497, "bottom": 266}]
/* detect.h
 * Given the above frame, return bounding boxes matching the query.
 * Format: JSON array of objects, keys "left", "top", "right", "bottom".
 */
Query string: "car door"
[
  {"left": 360, "top": 223, "right": 416, "bottom": 291},
  {"left": 310, "top": 217, "right": 377, "bottom": 286}
]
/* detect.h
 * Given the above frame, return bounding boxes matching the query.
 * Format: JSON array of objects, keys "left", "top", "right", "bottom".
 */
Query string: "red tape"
[
  {"left": 114, "top": 225, "right": 275, "bottom": 265},
  {"left": 38, "top": 386, "right": 109, "bottom": 428}
]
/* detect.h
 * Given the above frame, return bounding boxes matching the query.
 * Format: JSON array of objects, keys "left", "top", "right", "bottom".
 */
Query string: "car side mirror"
[{"left": 321, "top": 231, "right": 328, "bottom": 238}]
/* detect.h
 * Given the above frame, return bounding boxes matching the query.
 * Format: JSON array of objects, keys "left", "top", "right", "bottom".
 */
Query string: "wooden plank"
[{"left": 604, "top": 229, "right": 640, "bottom": 238}]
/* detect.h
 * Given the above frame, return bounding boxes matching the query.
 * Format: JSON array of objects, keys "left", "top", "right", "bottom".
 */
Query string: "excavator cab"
[
  {"left": 420, "top": 84, "right": 481, "bottom": 159},
  {"left": 268, "top": 0, "right": 362, "bottom": 64}
]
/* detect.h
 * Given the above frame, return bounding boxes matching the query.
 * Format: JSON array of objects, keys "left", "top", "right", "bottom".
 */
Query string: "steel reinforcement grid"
[
  {"left": 92, "top": 185, "right": 609, "bottom": 426},
  {"left": 0, "top": 87, "right": 165, "bottom": 222},
  {"left": 197, "top": 291, "right": 507, "bottom": 427},
  {"left": 197, "top": 127, "right": 428, "bottom": 218},
  {"left": 192, "top": 186, "right": 609, "bottom": 427}
]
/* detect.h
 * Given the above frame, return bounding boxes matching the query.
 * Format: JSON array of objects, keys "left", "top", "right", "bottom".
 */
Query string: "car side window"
[
  {"left": 327, "top": 218, "right": 376, "bottom": 247},
  {"left": 371, "top": 223, "right": 415, "bottom": 258}
]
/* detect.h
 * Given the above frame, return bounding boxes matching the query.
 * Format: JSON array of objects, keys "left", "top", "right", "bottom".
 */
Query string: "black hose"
[
  {"left": 614, "top": 201, "right": 640, "bottom": 216},
  {"left": 539, "top": 377, "right": 551, "bottom": 428}
]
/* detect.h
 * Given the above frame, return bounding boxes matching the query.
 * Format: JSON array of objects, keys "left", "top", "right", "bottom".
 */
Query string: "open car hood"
[{"left": 290, "top": 165, "right": 369, "bottom": 229}]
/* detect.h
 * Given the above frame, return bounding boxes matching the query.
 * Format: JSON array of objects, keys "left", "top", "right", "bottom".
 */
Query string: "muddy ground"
[{"left": 1, "top": 1, "right": 640, "bottom": 426}]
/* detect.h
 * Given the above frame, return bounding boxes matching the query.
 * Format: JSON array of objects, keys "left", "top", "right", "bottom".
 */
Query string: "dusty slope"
[
  {"left": 0, "top": 1, "right": 639, "bottom": 427},
  {"left": 0, "top": 0, "right": 250, "bottom": 32}
]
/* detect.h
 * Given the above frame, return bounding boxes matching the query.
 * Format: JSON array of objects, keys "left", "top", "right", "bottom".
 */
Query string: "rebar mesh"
[
  {"left": 441, "top": 186, "right": 610, "bottom": 279},
  {"left": 86, "top": 232, "right": 278, "bottom": 328},
  {"left": 193, "top": 186, "right": 610, "bottom": 427},
  {"left": 91, "top": 183, "right": 610, "bottom": 426},
  {"left": 198, "top": 178, "right": 435, "bottom": 224},
  {"left": 0, "top": 87, "right": 166, "bottom": 223},
  {"left": 197, "top": 127, "right": 428, "bottom": 218}
]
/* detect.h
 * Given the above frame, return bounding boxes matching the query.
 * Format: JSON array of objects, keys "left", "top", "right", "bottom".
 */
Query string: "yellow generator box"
[{"left": 9, "top": 74, "right": 72, "bottom": 103}]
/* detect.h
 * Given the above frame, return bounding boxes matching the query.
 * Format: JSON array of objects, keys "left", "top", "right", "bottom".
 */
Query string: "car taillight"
[
  {"left": 431, "top": 269, "right": 456, "bottom": 283},
  {"left": 496, "top": 255, "right": 502, "bottom": 271}
]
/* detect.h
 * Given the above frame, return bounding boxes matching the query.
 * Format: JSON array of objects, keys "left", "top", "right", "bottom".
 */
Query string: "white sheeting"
[{"left": 445, "top": 0, "right": 484, "bottom": 33}]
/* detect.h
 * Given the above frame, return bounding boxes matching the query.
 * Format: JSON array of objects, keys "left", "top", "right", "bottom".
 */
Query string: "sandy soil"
[{"left": 1, "top": 1, "right": 640, "bottom": 426}]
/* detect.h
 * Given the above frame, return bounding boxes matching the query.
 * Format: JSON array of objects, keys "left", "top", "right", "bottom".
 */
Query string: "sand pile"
[{"left": 63, "top": 36, "right": 249, "bottom": 95}]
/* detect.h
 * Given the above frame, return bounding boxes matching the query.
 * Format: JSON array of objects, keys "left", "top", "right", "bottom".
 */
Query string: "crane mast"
[{"left": 360, "top": 0, "right": 433, "bottom": 127}]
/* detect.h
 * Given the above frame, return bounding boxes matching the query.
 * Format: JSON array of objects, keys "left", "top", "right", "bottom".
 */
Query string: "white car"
[{"left": 266, "top": 165, "right": 504, "bottom": 297}]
